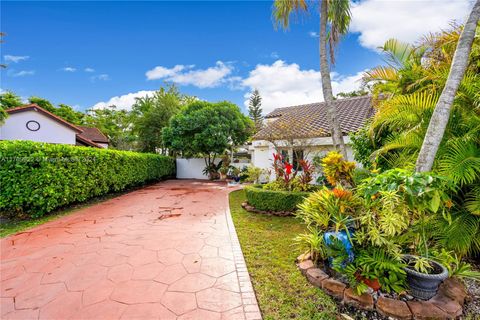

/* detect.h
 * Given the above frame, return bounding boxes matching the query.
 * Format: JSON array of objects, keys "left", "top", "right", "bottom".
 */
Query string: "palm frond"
[
  {"left": 439, "top": 139, "right": 480, "bottom": 185},
  {"left": 465, "top": 185, "right": 480, "bottom": 216},
  {"left": 272, "top": 0, "right": 308, "bottom": 30}
]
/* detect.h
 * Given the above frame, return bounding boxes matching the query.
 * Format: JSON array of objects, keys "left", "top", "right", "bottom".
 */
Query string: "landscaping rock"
[
  {"left": 322, "top": 278, "right": 346, "bottom": 300},
  {"left": 438, "top": 278, "right": 468, "bottom": 306},
  {"left": 296, "top": 252, "right": 311, "bottom": 263},
  {"left": 430, "top": 292, "right": 462, "bottom": 318},
  {"left": 343, "top": 288, "right": 374, "bottom": 311},
  {"left": 376, "top": 296, "right": 412, "bottom": 320},
  {"left": 306, "top": 268, "right": 328, "bottom": 288},
  {"left": 406, "top": 301, "right": 450, "bottom": 320},
  {"left": 297, "top": 260, "right": 314, "bottom": 276}
]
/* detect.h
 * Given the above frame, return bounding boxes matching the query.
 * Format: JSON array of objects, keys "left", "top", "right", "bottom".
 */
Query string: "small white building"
[
  {"left": 250, "top": 96, "right": 374, "bottom": 172},
  {"left": 0, "top": 104, "right": 109, "bottom": 148}
]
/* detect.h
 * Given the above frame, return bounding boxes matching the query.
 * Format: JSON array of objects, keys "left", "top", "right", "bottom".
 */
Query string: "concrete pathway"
[{"left": 1, "top": 180, "right": 261, "bottom": 320}]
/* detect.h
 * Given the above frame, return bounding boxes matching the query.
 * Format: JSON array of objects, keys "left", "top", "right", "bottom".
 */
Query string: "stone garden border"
[{"left": 296, "top": 255, "right": 468, "bottom": 319}]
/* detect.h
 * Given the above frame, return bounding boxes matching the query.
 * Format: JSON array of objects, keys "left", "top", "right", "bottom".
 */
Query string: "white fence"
[{"left": 176, "top": 158, "right": 249, "bottom": 180}]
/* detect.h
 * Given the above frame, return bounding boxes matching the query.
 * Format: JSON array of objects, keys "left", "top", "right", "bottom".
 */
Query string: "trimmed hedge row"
[
  {"left": 0, "top": 141, "right": 175, "bottom": 218},
  {"left": 244, "top": 184, "right": 310, "bottom": 212}
]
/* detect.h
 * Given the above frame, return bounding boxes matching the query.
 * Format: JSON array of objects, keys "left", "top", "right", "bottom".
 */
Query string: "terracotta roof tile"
[
  {"left": 77, "top": 126, "right": 109, "bottom": 144},
  {"left": 254, "top": 95, "right": 374, "bottom": 140}
]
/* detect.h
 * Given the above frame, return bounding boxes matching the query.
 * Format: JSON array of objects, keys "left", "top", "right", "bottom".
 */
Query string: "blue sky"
[{"left": 1, "top": 1, "right": 473, "bottom": 114}]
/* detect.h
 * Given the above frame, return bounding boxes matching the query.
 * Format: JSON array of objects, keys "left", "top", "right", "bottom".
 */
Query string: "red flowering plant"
[
  {"left": 265, "top": 153, "right": 316, "bottom": 192},
  {"left": 298, "top": 159, "right": 314, "bottom": 186}
]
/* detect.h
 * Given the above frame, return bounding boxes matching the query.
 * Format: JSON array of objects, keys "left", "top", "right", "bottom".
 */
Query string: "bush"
[
  {"left": 244, "top": 185, "right": 310, "bottom": 212},
  {"left": 0, "top": 141, "right": 175, "bottom": 218}
]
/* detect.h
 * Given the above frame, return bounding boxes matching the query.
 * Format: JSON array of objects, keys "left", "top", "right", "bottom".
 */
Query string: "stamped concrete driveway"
[{"left": 1, "top": 180, "right": 261, "bottom": 320}]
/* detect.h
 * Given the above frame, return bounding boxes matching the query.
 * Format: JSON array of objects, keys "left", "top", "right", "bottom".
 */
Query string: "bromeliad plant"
[
  {"left": 266, "top": 153, "right": 316, "bottom": 192},
  {"left": 321, "top": 151, "right": 356, "bottom": 188}
]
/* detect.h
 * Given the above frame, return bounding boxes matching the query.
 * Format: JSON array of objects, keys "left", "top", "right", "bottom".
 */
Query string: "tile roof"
[
  {"left": 254, "top": 95, "right": 374, "bottom": 140},
  {"left": 77, "top": 126, "right": 109, "bottom": 144}
]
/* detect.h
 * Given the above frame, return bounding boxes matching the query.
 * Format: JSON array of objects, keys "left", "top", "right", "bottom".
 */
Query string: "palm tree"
[
  {"left": 273, "top": 0, "right": 351, "bottom": 158},
  {"left": 415, "top": 0, "right": 480, "bottom": 172}
]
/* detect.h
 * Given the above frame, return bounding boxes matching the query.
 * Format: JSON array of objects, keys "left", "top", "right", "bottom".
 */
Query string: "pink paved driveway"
[{"left": 1, "top": 180, "right": 261, "bottom": 320}]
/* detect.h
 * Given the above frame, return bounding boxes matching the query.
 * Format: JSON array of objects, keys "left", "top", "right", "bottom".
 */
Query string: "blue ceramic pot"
[{"left": 324, "top": 229, "right": 355, "bottom": 266}]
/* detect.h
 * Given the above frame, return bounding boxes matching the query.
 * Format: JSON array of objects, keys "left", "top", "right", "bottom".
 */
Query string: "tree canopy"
[
  {"left": 131, "top": 85, "right": 194, "bottom": 153},
  {"left": 162, "top": 101, "right": 253, "bottom": 164}
]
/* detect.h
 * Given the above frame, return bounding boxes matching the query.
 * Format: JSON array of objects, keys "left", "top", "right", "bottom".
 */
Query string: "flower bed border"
[{"left": 296, "top": 255, "right": 467, "bottom": 319}]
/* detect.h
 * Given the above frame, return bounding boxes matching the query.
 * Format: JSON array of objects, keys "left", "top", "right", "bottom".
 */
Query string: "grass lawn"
[{"left": 229, "top": 189, "right": 337, "bottom": 320}]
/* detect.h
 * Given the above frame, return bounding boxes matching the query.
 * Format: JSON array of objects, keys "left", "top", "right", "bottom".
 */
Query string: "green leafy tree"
[
  {"left": 248, "top": 89, "right": 263, "bottom": 132},
  {"left": 0, "top": 91, "right": 22, "bottom": 108},
  {"left": 132, "top": 85, "right": 192, "bottom": 153},
  {"left": 273, "top": 0, "right": 351, "bottom": 158},
  {"left": 162, "top": 101, "right": 253, "bottom": 167},
  {"left": 28, "top": 96, "right": 57, "bottom": 113},
  {"left": 56, "top": 104, "right": 87, "bottom": 125},
  {"left": 85, "top": 105, "right": 137, "bottom": 150}
]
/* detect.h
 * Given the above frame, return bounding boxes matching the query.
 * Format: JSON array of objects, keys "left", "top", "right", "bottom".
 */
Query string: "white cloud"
[
  {"left": 84, "top": 67, "right": 95, "bottom": 72},
  {"left": 62, "top": 67, "right": 76, "bottom": 72},
  {"left": 350, "top": 0, "right": 473, "bottom": 50},
  {"left": 4, "top": 55, "right": 29, "bottom": 63},
  {"left": 145, "top": 61, "right": 233, "bottom": 88},
  {"left": 308, "top": 31, "right": 319, "bottom": 38},
  {"left": 241, "top": 60, "right": 364, "bottom": 114},
  {"left": 12, "top": 70, "right": 35, "bottom": 77},
  {"left": 90, "top": 74, "right": 110, "bottom": 82},
  {"left": 91, "top": 90, "right": 155, "bottom": 110}
]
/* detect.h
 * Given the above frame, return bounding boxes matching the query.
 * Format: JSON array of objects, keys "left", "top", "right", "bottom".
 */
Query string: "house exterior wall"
[
  {"left": 250, "top": 136, "right": 356, "bottom": 181},
  {"left": 176, "top": 158, "right": 249, "bottom": 180},
  {"left": 0, "top": 111, "right": 77, "bottom": 145}
]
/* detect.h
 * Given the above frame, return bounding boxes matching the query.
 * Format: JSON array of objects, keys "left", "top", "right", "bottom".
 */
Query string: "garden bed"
[{"left": 296, "top": 255, "right": 469, "bottom": 319}]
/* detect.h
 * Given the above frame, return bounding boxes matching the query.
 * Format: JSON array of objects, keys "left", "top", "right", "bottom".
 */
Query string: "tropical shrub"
[
  {"left": 321, "top": 151, "right": 356, "bottom": 187},
  {"left": 352, "top": 25, "right": 480, "bottom": 257},
  {"left": 0, "top": 141, "right": 175, "bottom": 218},
  {"left": 244, "top": 185, "right": 309, "bottom": 212},
  {"left": 243, "top": 165, "right": 265, "bottom": 184}
]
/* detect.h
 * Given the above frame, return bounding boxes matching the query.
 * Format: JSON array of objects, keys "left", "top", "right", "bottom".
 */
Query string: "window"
[{"left": 26, "top": 120, "right": 40, "bottom": 131}]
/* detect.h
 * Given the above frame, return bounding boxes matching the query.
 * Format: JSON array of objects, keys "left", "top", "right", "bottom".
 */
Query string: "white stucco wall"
[
  {"left": 176, "top": 158, "right": 249, "bottom": 180},
  {"left": 0, "top": 111, "right": 77, "bottom": 145},
  {"left": 250, "top": 136, "right": 356, "bottom": 181}
]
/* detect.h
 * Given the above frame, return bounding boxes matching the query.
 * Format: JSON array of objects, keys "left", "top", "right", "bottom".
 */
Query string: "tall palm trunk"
[
  {"left": 416, "top": 0, "right": 480, "bottom": 172},
  {"left": 319, "top": 0, "right": 348, "bottom": 159}
]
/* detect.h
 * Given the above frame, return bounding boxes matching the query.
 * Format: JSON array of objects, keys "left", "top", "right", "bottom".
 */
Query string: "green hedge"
[
  {"left": 0, "top": 141, "right": 175, "bottom": 218},
  {"left": 244, "top": 185, "right": 310, "bottom": 212}
]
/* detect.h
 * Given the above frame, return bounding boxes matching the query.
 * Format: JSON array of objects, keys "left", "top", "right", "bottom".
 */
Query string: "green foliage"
[
  {"left": 296, "top": 187, "right": 359, "bottom": 232},
  {"left": 132, "top": 85, "right": 190, "bottom": 153},
  {"left": 0, "top": 106, "right": 7, "bottom": 125},
  {"left": 248, "top": 89, "right": 263, "bottom": 132},
  {"left": 359, "top": 26, "right": 480, "bottom": 259},
  {"left": 244, "top": 185, "right": 309, "bottom": 212},
  {"left": 0, "top": 140, "right": 175, "bottom": 218},
  {"left": 349, "top": 124, "right": 375, "bottom": 168},
  {"left": 243, "top": 165, "right": 264, "bottom": 184},
  {"left": 163, "top": 100, "right": 253, "bottom": 165},
  {"left": 85, "top": 105, "right": 137, "bottom": 150},
  {"left": 0, "top": 91, "right": 22, "bottom": 108}
]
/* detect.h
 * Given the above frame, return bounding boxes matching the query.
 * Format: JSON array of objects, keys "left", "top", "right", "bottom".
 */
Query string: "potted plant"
[
  {"left": 403, "top": 254, "right": 448, "bottom": 300},
  {"left": 219, "top": 165, "right": 229, "bottom": 180},
  {"left": 297, "top": 186, "right": 360, "bottom": 267}
]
